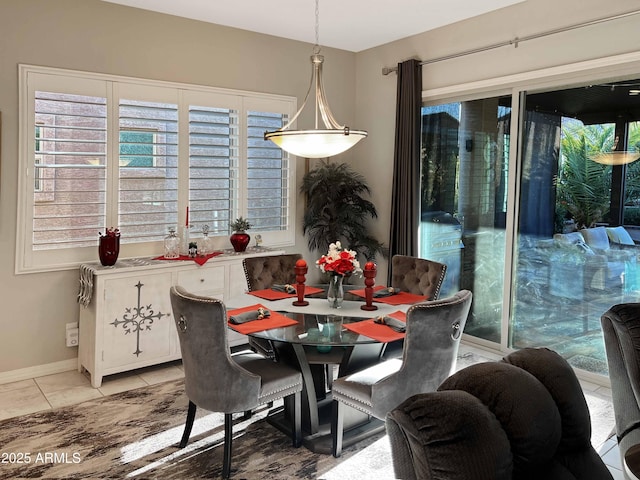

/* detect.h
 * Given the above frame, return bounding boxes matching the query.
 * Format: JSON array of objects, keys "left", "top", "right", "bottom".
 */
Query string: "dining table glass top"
[{"left": 246, "top": 310, "right": 381, "bottom": 346}]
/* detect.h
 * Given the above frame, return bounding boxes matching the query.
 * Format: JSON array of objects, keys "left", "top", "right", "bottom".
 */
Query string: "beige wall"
[
  {"left": 0, "top": 0, "right": 357, "bottom": 375},
  {"left": 1, "top": 0, "right": 639, "bottom": 377}
]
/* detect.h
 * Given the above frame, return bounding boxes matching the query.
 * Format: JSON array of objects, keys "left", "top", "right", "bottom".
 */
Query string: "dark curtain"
[
  {"left": 519, "top": 111, "right": 561, "bottom": 237},
  {"left": 388, "top": 59, "right": 421, "bottom": 283}
]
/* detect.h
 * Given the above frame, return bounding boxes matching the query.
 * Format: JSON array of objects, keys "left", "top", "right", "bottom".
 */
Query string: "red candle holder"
[
  {"left": 361, "top": 261, "right": 378, "bottom": 311},
  {"left": 293, "top": 259, "right": 309, "bottom": 306}
]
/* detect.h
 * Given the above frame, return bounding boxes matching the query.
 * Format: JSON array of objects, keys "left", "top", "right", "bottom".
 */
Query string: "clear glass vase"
[{"left": 327, "top": 274, "right": 344, "bottom": 309}]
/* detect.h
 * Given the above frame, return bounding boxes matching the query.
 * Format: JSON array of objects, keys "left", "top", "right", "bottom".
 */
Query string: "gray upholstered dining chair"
[
  {"left": 390, "top": 254, "right": 447, "bottom": 299},
  {"left": 601, "top": 303, "right": 640, "bottom": 470},
  {"left": 242, "top": 253, "right": 303, "bottom": 359},
  {"left": 242, "top": 253, "right": 302, "bottom": 291},
  {"left": 383, "top": 254, "right": 448, "bottom": 360},
  {"left": 330, "top": 289, "right": 472, "bottom": 457},
  {"left": 169, "top": 285, "right": 303, "bottom": 479}
]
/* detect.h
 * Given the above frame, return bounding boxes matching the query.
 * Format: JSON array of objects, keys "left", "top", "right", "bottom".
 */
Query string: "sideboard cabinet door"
[{"left": 102, "top": 272, "right": 175, "bottom": 370}]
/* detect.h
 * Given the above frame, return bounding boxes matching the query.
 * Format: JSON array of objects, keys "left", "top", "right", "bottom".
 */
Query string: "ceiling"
[
  {"left": 526, "top": 80, "right": 640, "bottom": 125},
  {"left": 100, "top": 0, "right": 525, "bottom": 52}
]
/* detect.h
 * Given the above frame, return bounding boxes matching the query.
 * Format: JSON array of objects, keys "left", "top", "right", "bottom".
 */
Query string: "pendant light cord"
[{"left": 314, "top": 0, "right": 321, "bottom": 54}]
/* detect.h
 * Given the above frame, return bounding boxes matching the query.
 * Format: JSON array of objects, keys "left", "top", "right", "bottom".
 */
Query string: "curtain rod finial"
[{"left": 382, "top": 66, "right": 397, "bottom": 76}]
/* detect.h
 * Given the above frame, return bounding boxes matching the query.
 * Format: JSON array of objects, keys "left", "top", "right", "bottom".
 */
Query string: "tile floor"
[{"left": 0, "top": 344, "right": 625, "bottom": 478}]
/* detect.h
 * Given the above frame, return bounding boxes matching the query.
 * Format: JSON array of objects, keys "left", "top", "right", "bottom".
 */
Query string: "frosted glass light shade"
[
  {"left": 265, "top": 53, "right": 367, "bottom": 158},
  {"left": 590, "top": 152, "right": 640, "bottom": 166},
  {"left": 265, "top": 128, "right": 367, "bottom": 158}
]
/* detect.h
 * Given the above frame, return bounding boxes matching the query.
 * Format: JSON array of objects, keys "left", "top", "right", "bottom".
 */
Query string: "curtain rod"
[{"left": 381, "top": 9, "right": 640, "bottom": 75}]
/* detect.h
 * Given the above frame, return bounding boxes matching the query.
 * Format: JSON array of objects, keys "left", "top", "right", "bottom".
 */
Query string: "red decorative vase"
[
  {"left": 98, "top": 233, "right": 120, "bottom": 266},
  {"left": 230, "top": 232, "right": 250, "bottom": 252}
]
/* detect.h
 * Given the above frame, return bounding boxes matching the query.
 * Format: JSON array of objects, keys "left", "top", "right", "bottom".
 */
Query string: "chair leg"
[
  {"left": 179, "top": 401, "right": 197, "bottom": 448},
  {"left": 325, "top": 364, "right": 333, "bottom": 390},
  {"left": 331, "top": 400, "right": 344, "bottom": 458},
  {"left": 223, "top": 413, "right": 233, "bottom": 479},
  {"left": 292, "top": 391, "right": 302, "bottom": 448}
]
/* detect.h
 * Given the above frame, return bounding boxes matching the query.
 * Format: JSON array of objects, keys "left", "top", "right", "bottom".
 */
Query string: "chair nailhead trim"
[
  {"left": 260, "top": 381, "right": 302, "bottom": 398},
  {"left": 333, "top": 389, "right": 373, "bottom": 414}
]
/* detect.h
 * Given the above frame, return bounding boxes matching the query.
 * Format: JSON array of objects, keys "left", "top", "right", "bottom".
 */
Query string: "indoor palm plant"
[{"left": 300, "top": 161, "right": 386, "bottom": 263}]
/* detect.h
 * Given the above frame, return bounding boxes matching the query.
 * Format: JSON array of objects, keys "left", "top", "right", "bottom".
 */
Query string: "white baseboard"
[{"left": 0, "top": 358, "right": 78, "bottom": 385}]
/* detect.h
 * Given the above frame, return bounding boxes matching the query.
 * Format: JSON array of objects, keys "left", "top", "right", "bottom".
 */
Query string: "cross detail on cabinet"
[{"left": 110, "top": 281, "right": 168, "bottom": 357}]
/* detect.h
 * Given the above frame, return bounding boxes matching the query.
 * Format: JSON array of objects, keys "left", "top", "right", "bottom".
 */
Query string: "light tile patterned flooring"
[{"left": 0, "top": 344, "right": 625, "bottom": 478}]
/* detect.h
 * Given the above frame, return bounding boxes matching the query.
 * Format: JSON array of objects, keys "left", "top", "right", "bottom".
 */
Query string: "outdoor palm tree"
[
  {"left": 300, "top": 161, "right": 386, "bottom": 261},
  {"left": 557, "top": 121, "right": 640, "bottom": 229},
  {"left": 556, "top": 123, "right": 612, "bottom": 229}
]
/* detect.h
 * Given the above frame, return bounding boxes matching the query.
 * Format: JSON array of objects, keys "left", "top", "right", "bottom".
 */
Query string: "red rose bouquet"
[{"left": 316, "top": 241, "right": 362, "bottom": 277}]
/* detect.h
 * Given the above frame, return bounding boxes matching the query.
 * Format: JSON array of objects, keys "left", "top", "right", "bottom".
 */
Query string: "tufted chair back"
[
  {"left": 390, "top": 255, "right": 447, "bottom": 299},
  {"left": 385, "top": 347, "right": 612, "bottom": 480},
  {"left": 243, "top": 254, "right": 302, "bottom": 291}
]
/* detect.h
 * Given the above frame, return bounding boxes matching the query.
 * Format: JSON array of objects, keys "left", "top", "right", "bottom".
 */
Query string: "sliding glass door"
[
  {"left": 511, "top": 83, "right": 640, "bottom": 375},
  {"left": 421, "top": 76, "right": 640, "bottom": 376},
  {"left": 420, "top": 96, "right": 511, "bottom": 344}
]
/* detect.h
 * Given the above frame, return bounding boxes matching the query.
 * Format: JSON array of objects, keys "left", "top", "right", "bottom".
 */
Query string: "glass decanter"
[
  {"left": 164, "top": 227, "right": 180, "bottom": 259},
  {"left": 198, "top": 224, "right": 213, "bottom": 256}
]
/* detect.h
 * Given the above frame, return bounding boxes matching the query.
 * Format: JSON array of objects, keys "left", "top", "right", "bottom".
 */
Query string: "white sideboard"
[{"left": 78, "top": 248, "right": 284, "bottom": 387}]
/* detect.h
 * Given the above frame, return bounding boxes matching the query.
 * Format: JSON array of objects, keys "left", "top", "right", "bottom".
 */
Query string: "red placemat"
[
  {"left": 248, "top": 285, "right": 324, "bottom": 301},
  {"left": 227, "top": 303, "right": 298, "bottom": 335},
  {"left": 343, "top": 311, "right": 407, "bottom": 342},
  {"left": 349, "top": 286, "right": 426, "bottom": 305},
  {"left": 153, "top": 251, "right": 223, "bottom": 266}
]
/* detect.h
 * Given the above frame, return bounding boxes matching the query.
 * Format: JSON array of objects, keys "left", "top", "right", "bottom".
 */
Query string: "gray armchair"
[
  {"left": 386, "top": 347, "right": 612, "bottom": 480},
  {"left": 169, "top": 286, "right": 303, "bottom": 479},
  {"left": 601, "top": 303, "right": 640, "bottom": 468},
  {"left": 330, "top": 289, "right": 472, "bottom": 457}
]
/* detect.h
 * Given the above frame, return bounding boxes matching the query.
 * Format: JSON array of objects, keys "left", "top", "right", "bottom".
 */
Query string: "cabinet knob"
[{"left": 200, "top": 278, "right": 205, "bottom": 282}]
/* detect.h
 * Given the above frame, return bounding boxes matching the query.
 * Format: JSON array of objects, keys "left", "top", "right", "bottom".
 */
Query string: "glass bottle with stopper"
[
  {"left": 164, "top": 227, "right": 180, "bottom": 259},
  {"left": 198, "top": 224, "right": 212, "bottom": 256}
]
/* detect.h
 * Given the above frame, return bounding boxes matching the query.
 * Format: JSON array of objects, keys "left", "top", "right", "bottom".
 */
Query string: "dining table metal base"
[{"left": 265, "top": 395, "right": 386, "bottom": 455}]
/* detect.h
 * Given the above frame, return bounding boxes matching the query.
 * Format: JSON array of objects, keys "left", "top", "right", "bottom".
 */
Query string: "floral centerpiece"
[
  {"left": 316, "top": 241, "right": 361, "bottom": 308},
  {"left": 316, "top": 241, "right": 362, "bottom": 276}
]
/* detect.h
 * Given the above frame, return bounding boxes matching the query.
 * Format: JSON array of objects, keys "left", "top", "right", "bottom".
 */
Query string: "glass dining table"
[{"left": 225, "top": 290, "right": 414, "bottom": 454}]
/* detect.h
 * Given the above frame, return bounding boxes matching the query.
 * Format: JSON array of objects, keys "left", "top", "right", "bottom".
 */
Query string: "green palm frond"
[{"left": 557, "top": 126, "right": 611, "bottom": 228}]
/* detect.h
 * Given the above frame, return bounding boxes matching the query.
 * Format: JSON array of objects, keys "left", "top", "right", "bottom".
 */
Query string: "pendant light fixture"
[
  {"left": 589, "top": 136, "right": 640, "bottom": 166},
  {"left": 264, "top": 0, "right": 367, "bottom": 158}
]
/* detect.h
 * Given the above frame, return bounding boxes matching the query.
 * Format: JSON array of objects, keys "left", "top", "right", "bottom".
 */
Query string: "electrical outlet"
[{"left": 66, "top": 323, "right": 79, "bottom": 347}]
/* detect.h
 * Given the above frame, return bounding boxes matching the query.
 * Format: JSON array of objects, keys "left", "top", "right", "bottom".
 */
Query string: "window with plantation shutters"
[
  {"left": 188, "top": 105, "right": 238, "bottom": 236},
  {"left": 247, "top": 111, "right": 290, "bottom": 232},
  {"left": 18, "top": 65, "right": 296, "bottom": 273},
  {"left": 32, "top": 91, "right": 107, "bottom": 251},
  {"left": 118, "top": 99, "right": 179, "bottom": 242}
]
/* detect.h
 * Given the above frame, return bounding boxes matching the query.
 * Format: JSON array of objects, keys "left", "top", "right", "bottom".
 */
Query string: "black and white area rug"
[{"left": 0, "top": 352, "right": 614, "bottom": 479}]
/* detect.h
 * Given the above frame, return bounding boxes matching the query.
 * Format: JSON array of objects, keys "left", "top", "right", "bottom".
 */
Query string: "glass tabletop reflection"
[{"left": 247, "top": 311, "right": 381, "bottom": 346}]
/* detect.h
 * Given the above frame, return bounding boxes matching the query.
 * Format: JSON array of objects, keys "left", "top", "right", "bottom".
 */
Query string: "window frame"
[{"left": 17, "top": 65, "right": 297, "bottom": 274}]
